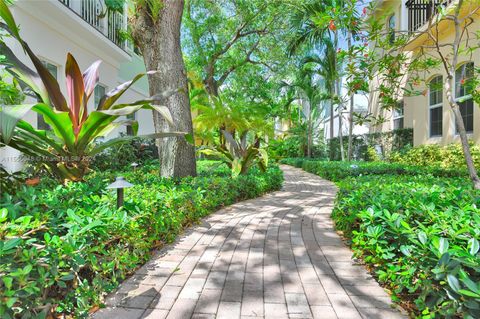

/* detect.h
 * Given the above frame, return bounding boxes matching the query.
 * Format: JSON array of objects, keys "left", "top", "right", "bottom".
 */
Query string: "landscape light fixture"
[{"left": 107, "top": 176, "right": 133, "bottom": 208}]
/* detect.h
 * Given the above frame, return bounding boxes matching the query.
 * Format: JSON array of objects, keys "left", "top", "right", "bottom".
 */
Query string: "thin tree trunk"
[
  {"left": 433, "top": 0, "right": 480, "bottom": 189},
  {"left": 336, "top": 81, "right": 345, "bottom": 161},
  {"left": 329, "top": 91, "right": 334, "bottom": 160},
  {"left": 334, "top": 30, "right": 344, "bottom": 161},
  {"left": 347, "top": 33, "right": 354, "bottom": 161},
  {"left": 307, "top": 105, "right": 312, "bottom": 158},
  {"left": 132, "top": 0, "right": 196, "bottom": 178},
  {"left": 445, "top": 78, "right": 480, "bottom": 189}
]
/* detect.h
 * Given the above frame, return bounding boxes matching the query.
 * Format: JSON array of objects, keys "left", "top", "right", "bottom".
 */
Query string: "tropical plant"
[
  {"left": 199, "top": 130, "right": 268, "bottom": 177},
  {"left": 0, "top": 2, "right": 183, "bottom": 181}
]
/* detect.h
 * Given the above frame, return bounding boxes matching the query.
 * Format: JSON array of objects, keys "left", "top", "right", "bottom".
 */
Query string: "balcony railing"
[
  {"left": 405, "top": 0, "right": 454, "bottom": 32},
  {"left": 59, "top": 0, "right": 126, "bottom": 50}
]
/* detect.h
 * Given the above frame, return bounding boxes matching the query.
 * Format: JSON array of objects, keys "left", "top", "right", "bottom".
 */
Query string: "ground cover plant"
[
  {"left": 0, "top": 161, "right": 283, "bottom": 318},
  {"left": 281, "top": 158, "right": 480, "bottom": 318}
]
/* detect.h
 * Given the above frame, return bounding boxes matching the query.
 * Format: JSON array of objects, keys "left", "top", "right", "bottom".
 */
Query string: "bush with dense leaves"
[
  {"left": 0, "top": 161, "right": 283, "bottom": 318},
  {"left": 89, "top": 137, "right": 159, "bottom": 172},
  {"left": 389, "top": 143, "right": 480, "bottom": 170},
  {"left": 280, "top": 158, "right": 466, "bottom": 181},
  {"left": 281, "top": 158, "right": 480, "bottom": 318}
]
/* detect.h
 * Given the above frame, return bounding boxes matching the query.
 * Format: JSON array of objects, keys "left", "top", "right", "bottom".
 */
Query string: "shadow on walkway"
[{"left": 92, "top": 165, "right": 407, "bottom": 319}]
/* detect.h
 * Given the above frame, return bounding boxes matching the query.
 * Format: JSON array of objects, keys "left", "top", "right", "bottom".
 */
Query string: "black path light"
[{"left": 107, "top": 177, "right": 133, "bottom": 208}]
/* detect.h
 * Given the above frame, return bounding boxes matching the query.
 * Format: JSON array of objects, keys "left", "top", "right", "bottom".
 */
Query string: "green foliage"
[
  {"left": 284, "top": 159, "right": 480, "bottom": 318},
  {"left": 281, "top": 158, "right": 466, "bottom": 182},
  {"left": 90, "top": 137, "right": 158, "bottom": 172},
  {"left": 389, "top": 143, "right": 480, "bottom": 170},
  {"left": 268, "top": 137, "right": 303, "bottom": 159},
  {"left": 0, "top": 166, "right": 26, "bottom": 193},
  {"left": 199, "top": 130, "right": 268, "bottom": 177},
  {"left": 0, "top": 162, "right": 283, "bottom": 318},
  {"left": 334, "top": 175, "right": 480, "bottom": 318}
]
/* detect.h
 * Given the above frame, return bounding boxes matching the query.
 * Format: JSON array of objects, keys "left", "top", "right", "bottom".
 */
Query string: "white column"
[{"left": 400, "top": 0, "right": 408, "bottom": 32}]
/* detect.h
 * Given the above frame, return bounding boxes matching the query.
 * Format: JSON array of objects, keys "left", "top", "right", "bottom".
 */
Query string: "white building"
[
  {"left": 323, "top": 77, "right": 369, "bottom": 140},
  {"left": 1, "top": 0, "right": 155, "bottom": 172}
]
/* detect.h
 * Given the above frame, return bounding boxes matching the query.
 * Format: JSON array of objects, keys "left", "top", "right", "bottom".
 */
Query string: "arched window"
[
  {"left": 388, "top": 15, "right": 396, "bottom": 44},
  {"left": 429, "top": 76, "right": 443, "bottom": 137},
  {"left": 455, "top": 62, "right": 474, "bottom": 133}
]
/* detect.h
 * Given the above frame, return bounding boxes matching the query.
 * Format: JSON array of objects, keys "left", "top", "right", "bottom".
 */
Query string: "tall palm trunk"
[
  {"left": 132, "top": 0, "right": 196, "bottom": 178},
  {"left": 329, "top": 89, "right": 334, "bottom": 160},
  {"left": 347, "top": 33, "right": 354, "bottom": 161},
  {"left": 334, "top": 30, "right": 345, "bottom": 161}
]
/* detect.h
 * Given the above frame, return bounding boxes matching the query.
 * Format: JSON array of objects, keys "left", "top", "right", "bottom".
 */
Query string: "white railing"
[{"left": 59, "top": 0, "right": 127, "bottom": 50}]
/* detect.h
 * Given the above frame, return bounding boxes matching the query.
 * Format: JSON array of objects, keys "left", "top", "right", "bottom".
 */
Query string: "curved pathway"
[{"left": 93, "top": 165, "right": 407, "bottom": 319}]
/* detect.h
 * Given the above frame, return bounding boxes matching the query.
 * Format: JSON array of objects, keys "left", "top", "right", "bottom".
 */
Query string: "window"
[
  {"left": 94, "top": 84, "right": 106, "bottom": 107},
  {"left": 126, "top": 113, "right": 136, "bottom": 136},
  {"left": 393, "top": 100, "right": 404, "bottom": 130},
  {"left": 455, "top": 62, "right": 474, "bottom": 133},
  {"left": 38, "top": 61, "right": 58, "bottom": 130},
  {"left": 388, "top": 15, "right": 396, "bottom": 44},
  {"left": 429, "top": 76, "right": 443, "bottom": 137}
]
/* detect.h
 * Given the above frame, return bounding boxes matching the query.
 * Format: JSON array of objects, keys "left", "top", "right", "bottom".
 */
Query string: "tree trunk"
[
  {"left": 132, "top": 0, "right": 196, "bottom": 178},
  {"left": 347, "top": 33, "right": 354, "bottom": 161},
  {"left": 336, "top": 78, "right": 345, "bottom": 161},
  {"left": 329, "top": 91, "right": 334, "bottom": 160},
  {"left": 307, "top": 105, "right": 312, "bottom": 158},
  {"left": 445, "top": 77, "right": 480, "bottom": 189}
]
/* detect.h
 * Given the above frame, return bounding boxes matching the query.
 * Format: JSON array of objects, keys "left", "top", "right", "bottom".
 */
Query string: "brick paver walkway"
[{"left": 93, "top": 165, "right": 407, "bottom": 319}]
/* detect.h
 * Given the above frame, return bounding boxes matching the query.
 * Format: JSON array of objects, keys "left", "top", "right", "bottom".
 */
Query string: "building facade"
[
  {"left": 1, "top": 0, "right": 155, "bottom": 171},
  {"left": 368, "top": 0, "right": 480, "bottom": 146}
]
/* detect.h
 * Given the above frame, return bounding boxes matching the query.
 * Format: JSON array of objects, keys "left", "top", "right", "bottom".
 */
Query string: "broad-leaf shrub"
[
  {"left": 0, "top": 162, "right": 283, "bottom": 318},
  {"left": 282, "top": 158, "right": 480, "bottom": 318},
  {"left": 389, "top": 143, "right": 480, "bottom": 170},
  {"left": 280, "top": 158, "right": 466, "bottom": 181}
]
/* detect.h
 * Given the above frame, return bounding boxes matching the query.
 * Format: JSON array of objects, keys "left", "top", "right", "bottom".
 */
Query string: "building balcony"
[
  {"left": 405, "top": 0, "right": 454, "bottom": 32},
  {"left": 59, "top": 0, "right": 127, "bottom": 50}
]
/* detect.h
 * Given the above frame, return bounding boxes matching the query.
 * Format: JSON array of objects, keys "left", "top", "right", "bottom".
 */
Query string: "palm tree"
[
  {"left": 287, "top": 0, "right": 358, "bottom": 161},
  {"left": 302, "top": 40, "right": 339, "bottom": 159},
  {"left": 281, "top": 67, "right": 324, "bottom": 157}
]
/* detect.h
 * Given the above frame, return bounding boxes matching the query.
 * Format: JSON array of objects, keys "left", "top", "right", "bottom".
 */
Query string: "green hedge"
[
  {"left": 281, "top": 158, "right": 480, "bottom": 318},
  {"left": 389, "top": 143, "right": 480, "bottom": 170},
  {"left": 0, "top": 161, "right": 283, "bottom": 318},
  {"left": 281, "top": 158, "right": 467, "bottom": 181}
]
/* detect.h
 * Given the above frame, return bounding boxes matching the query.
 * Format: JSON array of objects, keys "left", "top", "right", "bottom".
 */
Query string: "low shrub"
[
  {"left": 280, "top": 158, "right": 467, "bottom": 182},
  {"left": 388, "top": 143, "right": 480, "bottom": 170},
  {"left": 0, "top": 162, "right": 283, "bottom": 318},
  {"left": 283, "top": 159, "right": 480, "bottom": 318},
  {"left": 89, "top": 137, "right": 159, "bottom": 172}
]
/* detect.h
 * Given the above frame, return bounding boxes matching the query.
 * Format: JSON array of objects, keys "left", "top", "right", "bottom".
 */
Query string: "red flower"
[
  {"left": 362, "top": 7, "right": 367, "bottom": 15},
  {"left": 460, "top": 79, "right": 466, "bottom": 85},
  {"left": 364, "top": 53, "right": 369, "bottom": 58},
  {"left": 364, "top": 42, "right": 368, "bottom": 47},
  {"left": 329, "top": 20, "right": 337, "bottom": 31}
]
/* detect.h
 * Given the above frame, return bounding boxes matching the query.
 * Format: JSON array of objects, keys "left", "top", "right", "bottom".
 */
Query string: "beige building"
[{"left": 369, "top": 0, "right": 480, "bottom": 146}]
